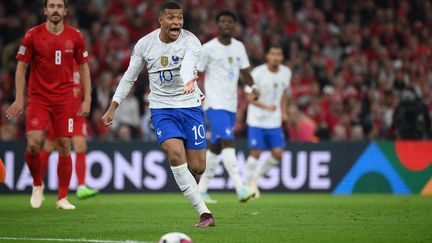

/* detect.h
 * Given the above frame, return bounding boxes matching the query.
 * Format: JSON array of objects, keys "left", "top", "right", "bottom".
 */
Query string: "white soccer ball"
[{"left": 158, "top": 232, "right": 192, "bottom": 243}]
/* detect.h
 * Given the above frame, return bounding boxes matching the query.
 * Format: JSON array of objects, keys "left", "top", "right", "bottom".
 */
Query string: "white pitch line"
[{"left": 0, "top": 237, "right": 152, "bottom": 243}]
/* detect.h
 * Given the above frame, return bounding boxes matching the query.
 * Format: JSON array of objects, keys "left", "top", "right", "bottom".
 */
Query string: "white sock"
[
  {"left": 198, "top": 150, "right": 220, "bottom": 193},
  {"left": 256, "top": 156, "right": 279, "bottom": 179},
  {"left": 245, "top": 156, "right": 258, "bottom": 186},
  {"left": 171, "top": 163, "right": 211, "bottom": 215},
  {"left": 221, "top": 148, "right": 244, "bottom": 194}
]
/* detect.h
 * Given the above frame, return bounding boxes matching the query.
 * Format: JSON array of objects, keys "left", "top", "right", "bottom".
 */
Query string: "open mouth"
[{"left": 169, "top": 27, "right": 180, "bottom": 35}]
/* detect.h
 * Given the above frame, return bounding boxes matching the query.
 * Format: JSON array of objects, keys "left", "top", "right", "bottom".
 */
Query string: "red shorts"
[
  {"left": 26, "top": 102, "right": 73, "bottom": 137},
  {"left": 45, "top": 114, "right": 87, "bottom": 141}
]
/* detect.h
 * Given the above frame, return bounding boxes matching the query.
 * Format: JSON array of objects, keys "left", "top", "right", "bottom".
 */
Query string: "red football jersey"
[{"left": 16, "top": 23, "right": 88, "bottom": 105}]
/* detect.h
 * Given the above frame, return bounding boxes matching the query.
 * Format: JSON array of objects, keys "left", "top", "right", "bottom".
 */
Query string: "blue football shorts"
[
  {"left": 150, "top": 106, "right": 207, "bottom": 150},
  {"left": 205, "top": 108, "right": 236, "bottom": 144},
  {"left": 247, "top": 126, "right": 285, "bottom": 150}
]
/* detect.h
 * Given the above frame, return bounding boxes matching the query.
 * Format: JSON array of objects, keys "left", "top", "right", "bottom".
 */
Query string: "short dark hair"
[
  {"left": 216, "top": 10, "right": 237, "bottom": 22},
  {"left": 160, "top": 1, "right": 182, "bottom": 13},
  {"left": 44, "top": 0, "right": 68, "bottom": 8},
  {"left": 265, "top": 44, "right": 283, "bottom": 54}
]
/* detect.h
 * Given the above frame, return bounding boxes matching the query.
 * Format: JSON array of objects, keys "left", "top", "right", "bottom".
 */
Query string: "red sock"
[
  {"left": 25, "top": 150, "right": 42, "bottom": 186},
  {"left": 75, "top": 152, "right": 86, "bottom": 186},
  {"left": 39, "top": 150, "right": 50, "bottom": 182},
  {"left": 57, "top": 155, "right": 72, "bottom": 200}
]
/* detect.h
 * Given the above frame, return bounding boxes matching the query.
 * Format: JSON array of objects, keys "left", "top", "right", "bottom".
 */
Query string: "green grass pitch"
[{"left": 0, "top": 193, "right": 431, "bottom": 242}]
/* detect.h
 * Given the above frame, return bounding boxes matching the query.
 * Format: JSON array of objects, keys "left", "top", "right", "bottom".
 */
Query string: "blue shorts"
[
  {"left": 150, "top": 107, "right": 207, "bottom": 150},
  {"left": 206, "top": 109, "right": 236, "bottom": 144},
  {"left": 247, "top": 126, "right": 286, "bottom": 150}
]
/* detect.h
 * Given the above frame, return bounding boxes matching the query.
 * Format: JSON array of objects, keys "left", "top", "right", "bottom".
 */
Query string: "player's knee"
[
  {"left": 27, "top": 141, "right": 41, "bottom": 154},
  {"left": 189, "top": 162, "right": 205, "bottom": 175},
  {"left": 166, "top": 149, "right": 185, "bottom": 165},
  {"left": 250, "top": 150, "right": 261, "bottom": 159},
  {"left": 272, "top": 149, "right": 283, "bottom": 161},
  {"left": 56, "top": 138, "right": 71, "bottom": 155},
  {"left": 26, "top": 137, "right": 42, "bottom": 154},
  {"left": 73, "top": 143, "right": 86, "bottom": 153}
]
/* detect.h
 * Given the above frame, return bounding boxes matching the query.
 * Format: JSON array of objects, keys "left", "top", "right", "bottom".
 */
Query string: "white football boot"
[
  {"left": 56, "top": 198, "right": 76, "bottom": 210},
  {"left": 30, "top": 185, "right": 44, "bottom": 208}
]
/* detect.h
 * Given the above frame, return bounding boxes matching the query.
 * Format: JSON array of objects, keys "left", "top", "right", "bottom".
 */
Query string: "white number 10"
[
  {"left": 192, "top": 125, "right": 205, "bottom": 140},
  {"left": 55, "top": 50, "right": 61, "bottom": 65}
]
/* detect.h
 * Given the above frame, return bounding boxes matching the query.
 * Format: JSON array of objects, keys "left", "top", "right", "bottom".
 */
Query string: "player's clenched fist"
[
  {"left": 5, "top": 99, "right": 24, "bottom": 119},
  {"left": 101, "top": 110, "right": 114, "bottom": 126},
  {"left": 101, "top": 101, "right": 119, "bottom": 126}
]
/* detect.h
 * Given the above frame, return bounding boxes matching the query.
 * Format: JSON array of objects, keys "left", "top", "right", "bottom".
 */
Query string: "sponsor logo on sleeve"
[{"left": 18, "top": 45, "right": 26, "bottom": 55}]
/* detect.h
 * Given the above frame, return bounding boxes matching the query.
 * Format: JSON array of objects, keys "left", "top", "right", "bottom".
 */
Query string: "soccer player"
[
  {"left": 101, "top": 1, "right": 215, "bottom": 227},
  {"left": 5, "top": 0, "right": 91, "bottom": 210},
  {"left": 244, "top": 45, "right": 291, "bottom": 197},
  {"left": 39, "top": 62, "right": 98, "bottom": 200},
  {"left": 196, "top": 10, "right": 257, "bottom": 204}
]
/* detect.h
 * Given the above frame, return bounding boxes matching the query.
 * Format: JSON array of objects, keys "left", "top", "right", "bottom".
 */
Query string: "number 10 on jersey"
[{"left": 159, "top": 70, "right": 173, "bottom": 83}]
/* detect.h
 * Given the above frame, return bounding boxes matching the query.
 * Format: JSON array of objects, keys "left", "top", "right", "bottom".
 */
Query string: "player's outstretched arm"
[
  {"left": 77, "top": 63, "right": 92, "bottom": 117},
  {"left": 5, "top": 61, "right": 28, "bottom": 119},
  {"left": 101, "top": 101, "right": 119, "bottom": 126}
]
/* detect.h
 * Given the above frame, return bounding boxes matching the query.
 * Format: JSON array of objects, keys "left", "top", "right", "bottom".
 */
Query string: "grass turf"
[{"left": 0, "top": 193, "right": 431, "bottom": 243}]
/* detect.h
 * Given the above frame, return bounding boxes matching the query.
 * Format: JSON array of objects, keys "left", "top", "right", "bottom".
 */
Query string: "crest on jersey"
[
  {"left": 171, "top": 55, "right": 179, "bottom": 64},
  {"left": 161, "top": 56, "right": 169, "bottom": 67},
  {"left": 228, "top": 56, "right": 233, "bottom": 64}
]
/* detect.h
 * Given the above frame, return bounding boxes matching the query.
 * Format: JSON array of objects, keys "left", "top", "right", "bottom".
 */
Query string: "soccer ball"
[{"left": 158, "top": 232, "right": 192, "bottom": 243}]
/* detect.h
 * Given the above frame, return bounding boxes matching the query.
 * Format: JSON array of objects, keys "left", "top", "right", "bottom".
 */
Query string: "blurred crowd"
[{"left": 0, "top": 0, "right": 431, "bottom": 142}]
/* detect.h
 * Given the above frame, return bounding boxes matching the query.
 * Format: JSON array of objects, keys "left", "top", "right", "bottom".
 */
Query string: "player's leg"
[
  {"left": 26, "top": 131, "right": 46, "bottom": 208},
  {"left": 161, "top": 139, "right": 213, "bottom": 227},
  {"left": 245, "top": 126, "right": 264, "bottom": 187},
  {"left": 72, "top": 134, "right": 98, "bottom": 199},
  {"left": 25, "top": 103, "right": 50, "bottom": 208},
  {"left": 198, "top": 142, "right": 220, "bottom": 204},
  {"left": 186, "top": 149, "right": 215, "bottom": 227},
  {"left": 181, "top": 106, "right": 215, "bottom": 227},
  {"left": 151, "top": 108, "right": 213, "bottom": 226},
  {"left": 39, "top": 122, "right": 56, "bottom": 182},
  {"left": 220, "top": 139, "right": 254, "bottom": 202},
  {"left": 25, "top": 131, "right": 44, "bottom": 186},
  {"left": 198, "top": 108, "right": 222, "bottom": 203},
  {"left": 218, "top": 111, "right": 255, "bottom": 202},
  {"left": 255, "top": 127, "right": 285, "bottom": 180},
  {"left": 52, "top": 104, "right": 75, "bottom": 209}
]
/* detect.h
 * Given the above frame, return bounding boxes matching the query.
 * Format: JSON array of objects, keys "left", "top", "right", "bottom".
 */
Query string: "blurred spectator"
[
  {"left": 286, "top": 102, "right": 317, "bottom": 142},
  {"left": 392, "top": 88, "right": 431, "bottom": 139},
  {"left": 112, "top": 89, "right": 141, "bottom": 140},
  {"left": 116, "top": 124, "right": 133, "bottom": 142}
]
